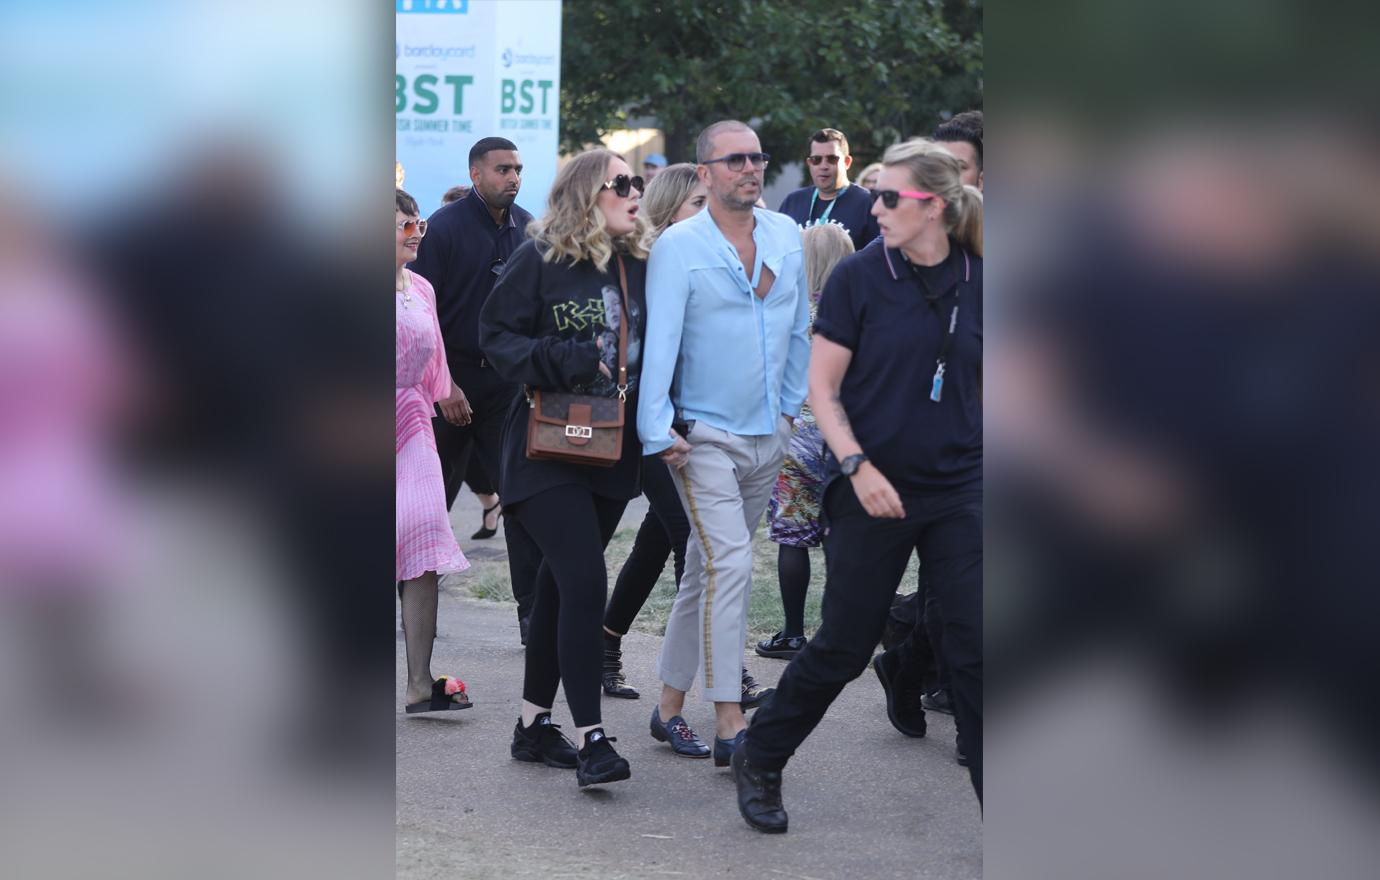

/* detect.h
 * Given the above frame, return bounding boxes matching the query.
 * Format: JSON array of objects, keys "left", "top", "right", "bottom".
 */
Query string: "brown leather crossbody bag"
[{"left": 524, "top": 254, "right": 629, "bottom": 467}]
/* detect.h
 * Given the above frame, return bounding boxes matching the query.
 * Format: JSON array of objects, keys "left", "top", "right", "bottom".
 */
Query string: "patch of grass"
[
  {"left": 450, "top": 522, "right": 922, "bottom": 644},
  {"left": 459, "top": 561, "right": 514, "bottom": 604}
]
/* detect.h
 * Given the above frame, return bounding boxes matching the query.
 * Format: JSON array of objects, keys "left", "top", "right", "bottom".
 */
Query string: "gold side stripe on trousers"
[{"left": 678, "top": 466, "right": 719, "bottom": 689}]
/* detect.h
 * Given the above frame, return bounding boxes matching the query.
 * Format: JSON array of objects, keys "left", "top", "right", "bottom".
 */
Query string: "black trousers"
[
  {"left": 745, "top": 479, "right": 983, "bottom": 802},
  {"left": 914, "top": 571, "right": 952, "bottom": 695},
  {"left": 453, "top": 439, "right": 496, "bottom": 496},
  {"left": 603, "top": 455, "right": 690, "bottom": 634},
  {"left": 433, "top": 364, "right": 539, "bottom": 621},
  {"left": 513, "top": 485, "right": 628, "bottom": 728}
]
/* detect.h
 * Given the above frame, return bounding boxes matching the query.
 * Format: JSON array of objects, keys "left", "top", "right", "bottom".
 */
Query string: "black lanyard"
[{"left": 906, "top": 248, "right": 961, "bottom": 402}]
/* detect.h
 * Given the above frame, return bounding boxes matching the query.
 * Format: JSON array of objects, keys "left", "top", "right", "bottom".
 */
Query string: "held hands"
[
  {"left": 659, "top": 430, "right": 692, "bottom": 469},
  {"left": 850, "top": 462, "right": 906, "bottom": 519},
  {"left": 439, "top": 385, "right": 473, "bottom": 426}
]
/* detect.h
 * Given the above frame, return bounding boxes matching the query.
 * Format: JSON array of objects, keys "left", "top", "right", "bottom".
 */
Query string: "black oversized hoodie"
[{"left": 478, "top": 238, "right": 648, "bottom": 505}]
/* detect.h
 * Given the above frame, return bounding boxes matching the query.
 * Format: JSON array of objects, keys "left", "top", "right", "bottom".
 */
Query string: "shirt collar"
[
  {"left": 883, "top": 237, "right": 971, "bottom": 282},
  {"left": 471, "top": 190, "right": 515, "bottom": 230}
]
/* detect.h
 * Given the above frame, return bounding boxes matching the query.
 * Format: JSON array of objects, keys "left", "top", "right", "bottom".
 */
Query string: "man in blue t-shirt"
[{"left": 776, "top": 128, "right": 880, "bottom": 251}]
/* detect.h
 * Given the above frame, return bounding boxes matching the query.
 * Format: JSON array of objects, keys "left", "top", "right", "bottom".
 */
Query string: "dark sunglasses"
[
  {"left": 702, "top": 152, "right": 771, "bottom": 172},
  {"left": 396, "top": 219, "right": 428, "bottom": 237},
  {"left": 600, "top": 174, "right": 645, "bottom": 198},
  {"left": 871, "top": 189, "right": 937, "bottom": 209},
  {"left": 806, "top": 154, "right": 842, "bottom": 166}
]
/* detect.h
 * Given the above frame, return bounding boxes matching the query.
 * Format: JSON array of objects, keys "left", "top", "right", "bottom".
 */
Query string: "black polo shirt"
[
  {"left": 408, "top": 192, "right": 535, "bottom": 366},
  {"left": 813, "top": 237, "right": 982, "bottom": 493},
  {"left": 777, "top": 184, "right": 880, "bottom": 251}
]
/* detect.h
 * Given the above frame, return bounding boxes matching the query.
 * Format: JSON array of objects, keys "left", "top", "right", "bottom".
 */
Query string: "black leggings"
[
  {"left": 514, "top": 484, "right": 628, "bottom": 727},
  {"left": 602, "top": 455, "right": 690, "bottom": 635}
]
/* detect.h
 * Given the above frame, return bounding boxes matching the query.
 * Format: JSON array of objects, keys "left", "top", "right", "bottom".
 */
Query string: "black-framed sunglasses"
[
  {"left": 397, "top": 218, "right": 428, "bottom": 237},
  {"left": 702, "top": 152, "right": 771, "bottom": 172},
  {"left": 806, "top": 154, "right": 841, "bottom": 166},
  {"left": 871, "top": 189, "right": 937, "bottom": 209},
  {"left": 600, "top": 174, "right": 645, "bottom": 198}
]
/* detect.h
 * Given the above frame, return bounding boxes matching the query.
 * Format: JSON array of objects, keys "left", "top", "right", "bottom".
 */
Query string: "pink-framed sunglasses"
[{"left": 871, "top": 189, "right": 937, "bottom": 209}]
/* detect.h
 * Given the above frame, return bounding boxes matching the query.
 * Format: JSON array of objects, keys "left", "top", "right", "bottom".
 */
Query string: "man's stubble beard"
[{"left": 717, "top": 182, "right": 759, "bottom": 212}]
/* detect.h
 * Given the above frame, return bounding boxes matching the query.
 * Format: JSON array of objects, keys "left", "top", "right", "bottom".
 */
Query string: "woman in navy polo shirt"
[{"left": 734, "top": 139, "right": 983, "bottom": 833}]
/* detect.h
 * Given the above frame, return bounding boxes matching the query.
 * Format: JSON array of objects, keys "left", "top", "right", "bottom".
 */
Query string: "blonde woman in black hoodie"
[{"left": 479, "top": 149, "right": 649, "bottom": 788}]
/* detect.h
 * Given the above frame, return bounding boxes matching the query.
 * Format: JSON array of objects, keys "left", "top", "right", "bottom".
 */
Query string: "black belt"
[{"left": 450, "top": 355, "right": 491, "bottom": 369}]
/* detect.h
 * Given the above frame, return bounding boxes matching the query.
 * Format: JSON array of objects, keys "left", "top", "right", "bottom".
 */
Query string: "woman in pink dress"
[{"left": 396, "top": 188, "right": 472, "bottom": 713}]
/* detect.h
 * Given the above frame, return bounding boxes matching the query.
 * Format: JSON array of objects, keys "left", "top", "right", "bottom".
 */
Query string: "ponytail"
[
  {"left": 948, "top": 185, "right": 983, "bottom": 258},
  {"left": 883, "top": 138, "right": 984, "bottom": 258}
]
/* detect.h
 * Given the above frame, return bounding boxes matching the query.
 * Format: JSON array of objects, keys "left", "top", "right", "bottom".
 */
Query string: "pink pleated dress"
[{"left": 396, "top": 269, "right": 468, "bottom": 582}]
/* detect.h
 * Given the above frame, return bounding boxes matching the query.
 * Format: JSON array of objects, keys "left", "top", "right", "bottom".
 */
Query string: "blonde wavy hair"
[
  {"left": 855, "top": 162, "right": 884, "bottom": 190},
  {"left": 528, "top": 148, "right": 650, "bottom": 271},
  {"left": 881, "top": 138, "right": 983, "bottom": 257},
  {"left": 639, "top": 163, "right": 700, "bottom": 240},
  {"left": 802, "top": 222, "right": 855, "bottom": 294}
]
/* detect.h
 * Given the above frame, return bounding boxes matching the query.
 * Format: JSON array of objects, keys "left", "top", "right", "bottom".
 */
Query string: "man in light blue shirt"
[{"left": 638, "top": 120, "right": 811, "bottom": 765}]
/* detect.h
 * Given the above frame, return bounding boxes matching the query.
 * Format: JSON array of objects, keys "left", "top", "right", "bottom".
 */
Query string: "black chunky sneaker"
[
  {"left": 576, "top": 728, "right": 631, "bottom": 787},
  {"left": 510, "top": 713, "right": 578, "bottom": 769},
  {"left": 755, "top": 631, "right": 806, "bottom": 659},
  {"left": 921, "top": 688, "right": 954, "bottom": 715},
  {"left": 872, "top": 649, "right": 927, "bottom": 738},
  {"left": 731, "top": 745, "right": 788, "bottom": 833},
  {"left": 602, "top": 645, "right": 640, "bottom": 698},
  {"left": 741, "top": 669, "right": 775, "bottom": 710}
]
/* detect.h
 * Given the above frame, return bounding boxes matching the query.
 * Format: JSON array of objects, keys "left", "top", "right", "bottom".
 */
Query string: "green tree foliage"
[{"left": 560, "top": 0, "right": 982, "bottom": 185}]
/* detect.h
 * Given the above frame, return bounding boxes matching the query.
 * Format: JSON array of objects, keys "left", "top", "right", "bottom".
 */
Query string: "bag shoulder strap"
[{"left": 615, "top": 254, "right": 630, "bottom": 400}]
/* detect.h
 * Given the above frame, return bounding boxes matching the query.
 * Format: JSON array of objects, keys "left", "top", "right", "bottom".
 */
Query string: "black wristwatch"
[{"left": 840, "top": 453, "right": 868, "bottom": 476}]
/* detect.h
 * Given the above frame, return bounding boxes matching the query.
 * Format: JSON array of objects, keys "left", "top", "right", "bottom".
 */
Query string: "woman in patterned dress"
[
  {"left": 396, "top": 188, "right": 471, "bottom": 714},
  {"left": 756, "top": 222, "right": 854, "bottom": 659}
]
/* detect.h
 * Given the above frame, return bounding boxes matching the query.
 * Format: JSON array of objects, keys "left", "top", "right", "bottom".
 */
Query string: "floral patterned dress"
[{"left": 766, "top": 288, "right": 827, "bottom": 547}]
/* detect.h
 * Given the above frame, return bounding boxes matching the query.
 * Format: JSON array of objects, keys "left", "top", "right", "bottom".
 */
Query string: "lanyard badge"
[
  {"left": 903, "top": 246, "right": 966, "bottom": 405},
  {"left": 929, "top": 304, "right": 958, "bottom": 403}
]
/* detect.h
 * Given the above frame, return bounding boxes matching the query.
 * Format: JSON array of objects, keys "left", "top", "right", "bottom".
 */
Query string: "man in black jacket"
[{"left": 409, "top": 136, "right": 541, "bottom": 642}]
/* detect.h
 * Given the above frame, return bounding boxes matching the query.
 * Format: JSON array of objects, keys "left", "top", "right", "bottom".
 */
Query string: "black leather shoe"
[
  {"left": 731, "top": 746, "right": 788, "bottom": 833},
  {"left": 576, "top": 729, "right": 631, "bottom": 787},
  {"left": 602, "top": 646, "right": 640, "bottom": 698},
  {"left": 755, "top": 631, "right": 806, "bottom": 659},
  {"left": 873, "top": 650, "right": 927, "bottom": 738},
  {"left": 741, "top": 669, "right": 774, "bottom": 710},
  {"left": 510, "top": 713, "right": 578, "bottom": 769}
]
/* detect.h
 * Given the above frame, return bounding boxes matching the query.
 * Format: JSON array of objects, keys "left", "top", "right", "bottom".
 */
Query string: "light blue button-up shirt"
[{"left": 638, "top": 206, "right": 811, "bottom": 456}]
